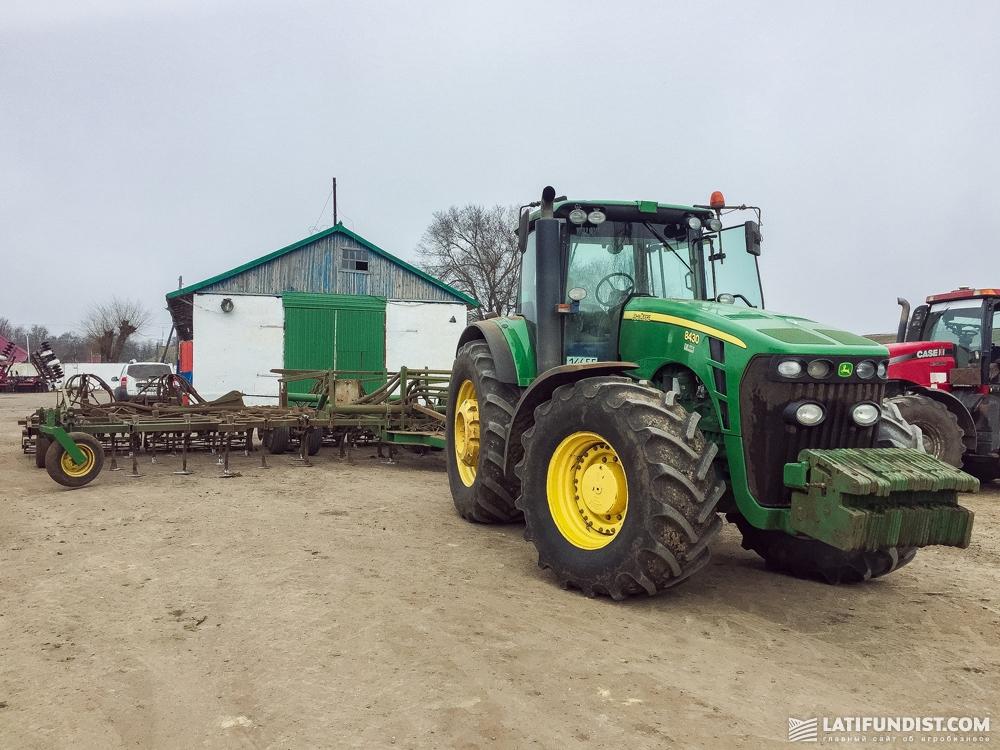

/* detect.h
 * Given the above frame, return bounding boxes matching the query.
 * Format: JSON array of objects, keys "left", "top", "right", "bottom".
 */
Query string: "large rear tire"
[
  {"left": 886, "top": 394, "right": 965, "bottom": 467},
  {"left": 446, "top": 340, "right": 522, "bottom": 523},
  {"left": 515, "top": 377, "right": 725, "bottom": 599},
  {"left": 728, "top": 512, "right": 917, "bottom": 583}
]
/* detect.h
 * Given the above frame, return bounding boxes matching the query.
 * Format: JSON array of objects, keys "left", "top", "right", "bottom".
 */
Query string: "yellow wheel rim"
[
  {"left": 547, "top": 431, "right": 628, "bottom": 550},
  {"left": 59, "top": 444, "right": 96, "bottom": 478},
  {"left": 453, "top": 379, "right": 480, "bottom": 487}
]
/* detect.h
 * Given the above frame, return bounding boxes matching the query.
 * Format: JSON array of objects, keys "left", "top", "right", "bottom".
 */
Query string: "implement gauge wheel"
[
  {"left": 45, "top": 432, "right": 105, "bottom": 488},
  {"left": 515, "top": 377, "right": 725, "bottom": 599},
  {"left": 35, "top": 435, "right": 51, "bottom": 469},
  {"left": 446, "top": 340, "right": 522, "bottom": 523},
  {"left": 263, "top": 426, "right": 290, "bottom": 454},
  {"left": 306, "top": 428, "right": 324, "bottom": 456}
]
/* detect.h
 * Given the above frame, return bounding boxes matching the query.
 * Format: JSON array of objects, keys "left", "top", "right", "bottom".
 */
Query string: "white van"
[{"left": 112, "top": 361, "right": 172, "bottom": 401}]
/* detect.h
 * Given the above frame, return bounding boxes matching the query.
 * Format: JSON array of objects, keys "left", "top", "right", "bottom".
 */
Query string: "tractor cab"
[
  {"left": 518, "top": 190, "right": 764, "bottom": 369},
  {"left": 892, "top": 288, "right": 1000, "bottom": 389}
]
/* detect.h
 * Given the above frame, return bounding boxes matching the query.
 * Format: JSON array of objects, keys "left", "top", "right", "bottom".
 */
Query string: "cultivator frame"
[{"left": 20, "top": 367, "right": 451, "bottom": 487}]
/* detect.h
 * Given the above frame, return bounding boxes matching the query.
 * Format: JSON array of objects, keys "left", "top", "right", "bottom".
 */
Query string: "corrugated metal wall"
[
  {"left": 197, "top": 234, "right": 455, "bottom": 302},
  {"left": 282, "top": 293, "right": 386, "bottom": 393}
]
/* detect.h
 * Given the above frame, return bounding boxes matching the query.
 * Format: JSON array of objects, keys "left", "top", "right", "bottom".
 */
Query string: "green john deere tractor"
[{"left": 446, "top": 187, "right": 977, "bottom": 598}]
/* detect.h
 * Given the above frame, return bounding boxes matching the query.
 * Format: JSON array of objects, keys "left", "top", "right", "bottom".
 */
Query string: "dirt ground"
[{"left": 0, "top": 392, "right": 997, "bottom": 749}]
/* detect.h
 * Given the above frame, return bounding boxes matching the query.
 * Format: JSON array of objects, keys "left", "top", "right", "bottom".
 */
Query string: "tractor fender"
[
  {"left": 457, "top": 320, "right": 518, "bottom": 385},
  {"left": 905, "top": 386, "right": 978, "bottom": 451},
  {"left": 502, "top": 361, "right": 638, "bottom": 478}
]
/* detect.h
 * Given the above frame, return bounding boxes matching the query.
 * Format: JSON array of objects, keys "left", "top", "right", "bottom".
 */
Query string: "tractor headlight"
[
  {"left": 686, "top": 215, "right": 702, "bottom": 230},
  {"left": 587, "top": 209, "right": 606, "bottom": 225},
  {"left": 784, "top": 401, "right": 825, "bottom": 427},
  {"left": 856, "top": 360, "right": 876, "bottom": 379},
  {"left": 706, "top": 217, "right": 723, "bottom": 232},
  {"left": 851, "top": 402, "right": 880, "bottom": 427},
  {"left": 807, "top": 359, "right": 832, "bottom": 379},
  {"left": 877, "top": 360, "right": 888, "bottom": 379},
  {"left": 568, "top": 207, "right": 588, "bottom": 225},
  {"left": 777, "top": 359, "right": 803, "bottom": 378}
]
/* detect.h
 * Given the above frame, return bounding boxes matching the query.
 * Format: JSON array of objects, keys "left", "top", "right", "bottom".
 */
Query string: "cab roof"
[
  {"left": 926, "top": 287, "right": 1000, "bottom": 303},
  {"left": 529, "top": 198, "right": 713, "bottom": 225}
]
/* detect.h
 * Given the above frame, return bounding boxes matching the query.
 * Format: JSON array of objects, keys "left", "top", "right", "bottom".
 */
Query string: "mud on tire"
[
  {"left": 446, "top": 340, "right": 522, "bottom": 523},
  {"left": 515, "top": 377, "right": 725, "bottom": 599}
]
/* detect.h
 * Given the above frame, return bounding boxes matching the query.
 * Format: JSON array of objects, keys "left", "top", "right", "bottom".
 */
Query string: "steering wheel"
[{"left": 595, "top": 272, "right": 635, "bottom": 308}]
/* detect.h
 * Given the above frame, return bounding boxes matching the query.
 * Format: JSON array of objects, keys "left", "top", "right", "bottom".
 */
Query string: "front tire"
[
  {"left": 729, "top": 512, "right": 917, "bottom": 583},
  {"left": 446, "top": 340, "right": 522, "bottom": 523},
  {"left": 515, "top": 377, "right": 725, "bottom": 599},
  {"left": 886, "top": 394, "right": 965, "bottom": 467}
]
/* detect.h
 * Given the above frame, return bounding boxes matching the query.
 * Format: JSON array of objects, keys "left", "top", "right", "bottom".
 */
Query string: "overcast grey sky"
[{"left": 2, "top": 0, "right": 998, "bottom": 343}]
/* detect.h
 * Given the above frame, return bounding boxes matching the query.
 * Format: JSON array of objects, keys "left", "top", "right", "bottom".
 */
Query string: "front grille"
[{"left": 739, "top": 356, "right": 884, "bottom": 506}]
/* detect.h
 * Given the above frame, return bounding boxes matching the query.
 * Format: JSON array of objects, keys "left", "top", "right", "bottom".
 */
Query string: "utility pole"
[{"left": 332, "top": 177, "right": 338, "bottom": 226}]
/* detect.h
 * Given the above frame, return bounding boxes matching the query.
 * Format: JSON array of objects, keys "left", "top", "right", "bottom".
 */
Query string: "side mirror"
[
  {"left": 518, "top": 209, "right": 529, "bottom": 253},
  {"left": 745, "top": 221, "right": 762, "bottom": 256}
]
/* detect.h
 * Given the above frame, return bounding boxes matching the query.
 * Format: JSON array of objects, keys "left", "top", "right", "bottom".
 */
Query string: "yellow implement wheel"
[
  {"left": 45, "top": 432, "right": 105, "bottom": 488},
  {"left": 453, "top": 379, "right": 480, "bottom": 487},
  {"left": 547, "top": 431, "right": 628, "bottom": 549},
  {"left": 60, "top": 444, "right": 97, "bottom": 478}
]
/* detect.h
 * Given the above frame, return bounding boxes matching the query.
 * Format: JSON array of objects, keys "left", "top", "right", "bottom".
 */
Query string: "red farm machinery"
[{"left": 887, "top": 287, "right": 1000, "bottom": 481}]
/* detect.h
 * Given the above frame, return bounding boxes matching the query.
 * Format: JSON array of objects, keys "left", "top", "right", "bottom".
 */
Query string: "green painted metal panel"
[{"left": 282, "top": 293, "right": 386, "bottom": 393}]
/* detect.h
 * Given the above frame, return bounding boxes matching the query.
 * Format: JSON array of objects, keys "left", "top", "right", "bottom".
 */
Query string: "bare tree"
[
  {"left": 83, "top": 297, "right": 151, "bottom": 362},
  {"left": 418, "top": 204, "right": 520, "bottom": 320},
  {"left": 0, "top": 317, "right": 14, "bottom": 341}
]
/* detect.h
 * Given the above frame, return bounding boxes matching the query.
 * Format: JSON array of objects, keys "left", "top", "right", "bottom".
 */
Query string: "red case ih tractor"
[{"left": 887, "top": 287, "right": 1000, "bottom": 481}]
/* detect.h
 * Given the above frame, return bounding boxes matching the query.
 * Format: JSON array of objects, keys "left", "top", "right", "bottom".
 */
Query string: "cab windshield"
[
  {"left": 924, "top": 299, "right": 986, "bottom": 365},
  {"left": 564, "top": 220, "right": 763, "bottom": 310}
]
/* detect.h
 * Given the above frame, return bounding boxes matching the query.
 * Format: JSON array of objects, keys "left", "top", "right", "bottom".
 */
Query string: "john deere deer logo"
[{"left": 837, "top": 362, "right": 854, "bottom": 378}]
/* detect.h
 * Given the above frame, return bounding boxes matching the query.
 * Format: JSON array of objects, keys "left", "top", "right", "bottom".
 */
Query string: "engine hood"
[{"left": 622, "top": 298, "right": 888, "bottom": 356}]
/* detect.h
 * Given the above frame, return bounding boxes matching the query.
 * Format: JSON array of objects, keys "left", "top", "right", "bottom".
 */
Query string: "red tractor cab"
[{"left": 887, "top": 287, "right": 1000, "bottom": 480}]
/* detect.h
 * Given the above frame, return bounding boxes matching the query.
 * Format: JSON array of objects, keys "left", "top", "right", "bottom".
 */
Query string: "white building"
[{"left": 165, "top": 224, "right": 472, "bottom": 403}]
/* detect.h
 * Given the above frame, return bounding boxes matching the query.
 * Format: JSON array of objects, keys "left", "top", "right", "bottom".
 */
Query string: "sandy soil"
[{"left": 0, "top": 391, "right": 997, "bottom": 749}]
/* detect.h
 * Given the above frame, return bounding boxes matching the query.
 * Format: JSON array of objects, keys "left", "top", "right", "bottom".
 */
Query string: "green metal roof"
[{"left": 166, "top": 223, "right": 477, "bottom": 306}]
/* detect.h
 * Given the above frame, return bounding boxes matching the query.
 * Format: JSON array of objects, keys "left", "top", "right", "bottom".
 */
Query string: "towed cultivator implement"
[{"left": 20, "top": 367, "right": 450, "bottom": 487}]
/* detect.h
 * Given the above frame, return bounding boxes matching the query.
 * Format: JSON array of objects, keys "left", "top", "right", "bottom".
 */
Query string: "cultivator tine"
[
  {"left": 128, "top": 434, "right": 142, "bottom": 478},
  {"left": 173, "top": 433, "right": 192, "bottom": 475},
  {"left": 108, "top": 434, "right": 121, "bottom": 472},
  {"left": 219, "top": 430, "right": 241, "bottom": 478}
]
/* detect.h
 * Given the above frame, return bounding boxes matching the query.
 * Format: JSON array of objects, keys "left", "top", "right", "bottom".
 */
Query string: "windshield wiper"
[{"left": 643, "top": 222, "right": 690, "bottom": 272}]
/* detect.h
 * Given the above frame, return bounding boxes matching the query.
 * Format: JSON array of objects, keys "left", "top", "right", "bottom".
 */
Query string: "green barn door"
[{"left": 282, "top": 293, "right": 387, "bottom": 394}]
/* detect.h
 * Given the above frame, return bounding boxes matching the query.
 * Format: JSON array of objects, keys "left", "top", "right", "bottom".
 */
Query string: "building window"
[{"left": 342, "top": 247, "right": 369, "bottom": 272}]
